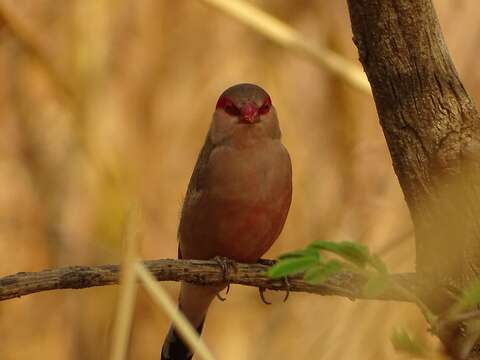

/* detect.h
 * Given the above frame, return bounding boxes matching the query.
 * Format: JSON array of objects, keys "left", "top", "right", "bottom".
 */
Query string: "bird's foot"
[
  {"left": 213, "top": 256, "right": 238, "bottom": 281},
  {"left": 215, "top": 282, "right": 230, "bottom": 302},
  {"left": 216, "top": 292, "right": 227, "bottom": 302},
  {"left": 258, "top": 287, "right": 272, "bottom": 305},
  {"left": 282, "top": 277, "right": 290, "bottom": 302},
  {"left": 213, "top": 256, "right": 238, "bottom": 301},
  {"left": 258, "top": 277, "right": 290, "bottom": 305},
  {"left": 256, "top": 259, "right": 289, "bottom": 304},
  {"left": 257, "top": 258, "right": 274, "bottom": 304}
]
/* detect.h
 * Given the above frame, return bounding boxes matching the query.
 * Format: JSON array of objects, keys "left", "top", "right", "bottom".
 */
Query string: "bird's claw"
[
  {"left": 214, "top": 282, "right": 231, "bottom": 300},
  {"left": 258, "top": 277, "right": 290, "bottom": 304},
  {"left": 216, "top": 292, "right": 227, "bottom": 301},
  {"left": 256, "top": 258, "right": 276, "bottom": 305},
  {"left": 213, "top": 256, "right": 238, "bottom": 280},
  {"left": 213, "top": 256, "right": 237, "bottom": 301},
  {"left": 259, "top": 287, "right": 272, "bottom": 305},
  {"left": 256, "top": 258, "right": 289, "bottom": 304},
  {"left": 282, "top": 277, "right": 290, "bottom": 302}
]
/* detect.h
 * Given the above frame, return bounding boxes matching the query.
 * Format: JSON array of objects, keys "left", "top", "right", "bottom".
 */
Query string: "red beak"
[{"left": 240, "top": 103, "right": 259, "bottom": 124}]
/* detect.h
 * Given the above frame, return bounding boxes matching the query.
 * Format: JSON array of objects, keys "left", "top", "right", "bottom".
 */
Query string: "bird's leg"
[{"left": 213, "top": 256, "right": 238, "bottom": 301}]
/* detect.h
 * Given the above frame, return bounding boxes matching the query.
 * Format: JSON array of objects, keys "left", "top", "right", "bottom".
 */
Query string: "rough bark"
[
  {"left": 0, "top": 258, "right": 416, "bottom": 302},
  {"left": 346, "top": 0, "right": 480, "bottom": 358}
]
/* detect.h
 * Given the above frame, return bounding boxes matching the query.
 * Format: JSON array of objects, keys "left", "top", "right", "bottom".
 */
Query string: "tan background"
[{"left": 1, "top": 0, "right": 480, "bottom": 359}]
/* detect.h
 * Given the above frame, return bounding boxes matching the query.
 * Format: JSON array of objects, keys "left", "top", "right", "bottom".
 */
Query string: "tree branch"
[
  {"left": 346, "top": 0, "right": 480, "bottom": 357},
  {"left": 0, "top": 259, "right": 417, "bottom": 303}
]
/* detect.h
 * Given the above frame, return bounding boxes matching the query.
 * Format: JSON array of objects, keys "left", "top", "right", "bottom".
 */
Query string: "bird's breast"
[
  {"left": 206, "top": 139, "right": 291, "bottom": 202},
  {"left": 179, "top": 139, "right": 292, "bottom": 262}
]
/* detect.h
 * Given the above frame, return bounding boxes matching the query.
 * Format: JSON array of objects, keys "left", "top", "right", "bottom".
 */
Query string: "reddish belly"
[{"left": 179, "top": 190, "right": 291, "bottom": 263}]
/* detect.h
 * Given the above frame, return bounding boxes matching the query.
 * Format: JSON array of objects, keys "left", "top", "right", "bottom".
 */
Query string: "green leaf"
[
  {"left": 278, "top": 247, "right": 320, "bottom": 261},
  {"left": 459, "top": 280, "right": 480, "bottom": 309},
  {"left": 391, "top": 328, "right": 428, "bottom": 358},
  {"left": 304, "top": 260, "right": 343, "bottom": 284},
  {"left": 363, "top": 274, "right": 390, "bottom": 298},
  {"left": 267, "top": 256, "right": 318, "bottom": 279},
  {"left": 368, "top": 255, "right": 389, "bottom": 274},
  {"left": 310, "top": 240, "right": 370, "bottom": 268}
]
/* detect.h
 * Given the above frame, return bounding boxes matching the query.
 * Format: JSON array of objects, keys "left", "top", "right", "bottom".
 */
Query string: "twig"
[
  {"left": 437, "top": 310, "right": 480, "bottom": 329},
  {"left": 135, "top": 262, "right": 216, "bottom": 360},
  {"left": 0, "top": 258, "right": 417, "bottom": 302},
  {"left": 345, "top": 258, "right": 437, "bottom": 326},
  {"left": 199, "top": 0, "right": 370, "bottom": 94}
]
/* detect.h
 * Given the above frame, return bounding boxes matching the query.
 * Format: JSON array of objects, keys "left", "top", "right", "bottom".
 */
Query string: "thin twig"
[
  {"left": 199, "top": 0, "right": 370, "bottom": 94},
  {"left": 0, "top": 258, "right": 417, "bottom": 302},
  {"left": 438, "top": 310, "right": 480, "bottom": 329},
  {"left": 391, "top": 281, "right": 437, "bottom": 326},
  {"left": 135, "top": 262, "right": 216, "bottom": 360},
  {"left": 342, "top": 260, "right": 437, "bottom": 326}
]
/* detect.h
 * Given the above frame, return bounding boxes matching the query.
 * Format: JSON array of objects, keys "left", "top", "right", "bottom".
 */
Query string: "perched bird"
[{"left": 161, "top": 83, "right": 292, "bottom": 360}]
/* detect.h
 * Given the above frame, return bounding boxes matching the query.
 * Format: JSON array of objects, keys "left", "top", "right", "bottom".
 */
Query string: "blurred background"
[{"left": 1, "top": 0, "right": 480, "bottom": 359}]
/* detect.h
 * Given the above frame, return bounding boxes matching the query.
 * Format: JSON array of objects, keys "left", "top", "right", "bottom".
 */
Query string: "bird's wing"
[
  {"left": 185, "top": 136, "right": 215, "bottom": 195},
  {"left": 177, "top": 136, "right": 216, "bottom": 249}
]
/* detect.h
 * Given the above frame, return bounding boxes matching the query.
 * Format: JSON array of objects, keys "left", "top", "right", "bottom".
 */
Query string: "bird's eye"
[
  {"left": 216, "top": 96, "right": 241, "bottom": 117},
  {"left": 258, "top": 97, "right": 272, "bottom": 115},
  {"left": 224, "top": 103, "right": 241, "bottom": 116}
]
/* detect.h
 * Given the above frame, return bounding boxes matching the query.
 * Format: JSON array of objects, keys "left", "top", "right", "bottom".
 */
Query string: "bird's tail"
[
  {"left": 161, "top": 318, "right": 205, "bottom": 360},
  {"left": 161, "top": 283, "right": 220, "bottom": 360}
]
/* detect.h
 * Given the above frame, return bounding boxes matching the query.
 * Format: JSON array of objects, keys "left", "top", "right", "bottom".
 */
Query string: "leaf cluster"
[
  {"left": 268, "top": 240, "right": 480, "bottom": 357},
  {"left": 267, "top": 240, "right": 389, "bottom": 297}
]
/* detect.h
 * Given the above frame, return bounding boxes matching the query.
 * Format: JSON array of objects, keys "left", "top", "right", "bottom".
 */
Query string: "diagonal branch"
[
  {"left": 0, "top": 258, "right": 417, "bottom": 302},
  {"left": 199, "top": 0, "right": 370, "bottom": 94}
]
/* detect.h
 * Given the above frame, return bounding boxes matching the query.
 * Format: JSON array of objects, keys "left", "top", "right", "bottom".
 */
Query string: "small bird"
[{"left": 161, "top": 83, "right": 292, "bottom": 360}]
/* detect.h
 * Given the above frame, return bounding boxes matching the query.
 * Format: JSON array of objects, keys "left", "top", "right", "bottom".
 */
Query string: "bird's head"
[
  {"left": 209, "top": 83, "right": 281, "bottom": 145},
  {"left": 216, "top": 84, "right": 272, "bottom": 124}
]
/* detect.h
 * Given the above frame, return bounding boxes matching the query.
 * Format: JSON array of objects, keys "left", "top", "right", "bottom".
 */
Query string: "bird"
[{"left": 161, "top": 83, "right": 292, "bottom": 360}]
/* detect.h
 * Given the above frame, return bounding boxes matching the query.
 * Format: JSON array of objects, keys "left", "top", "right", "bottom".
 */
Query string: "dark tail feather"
[{"left": 161, "top": 318, "right": 205, "bottom": 360}]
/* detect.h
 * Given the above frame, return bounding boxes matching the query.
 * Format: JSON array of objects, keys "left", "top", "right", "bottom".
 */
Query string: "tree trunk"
[{"left": 346, "top": 0, "right": 480, "bottom": 358}]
